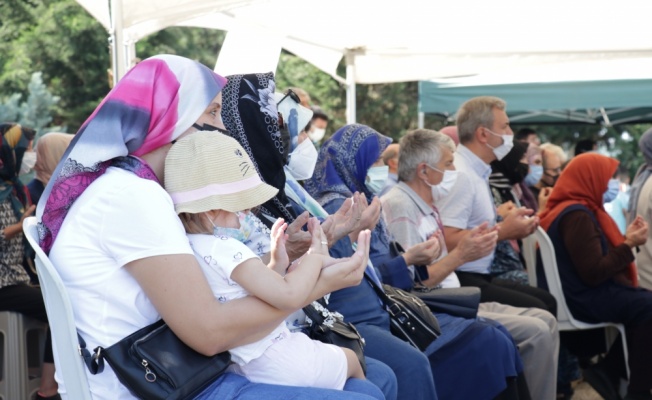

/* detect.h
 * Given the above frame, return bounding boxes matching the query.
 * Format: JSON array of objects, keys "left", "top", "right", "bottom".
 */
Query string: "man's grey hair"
[
  {"left": 456, "top": 96, "right": 506, "bottom": 144},
  {"left": 398, "top": 129, "right": 455, "bottom": 182}
]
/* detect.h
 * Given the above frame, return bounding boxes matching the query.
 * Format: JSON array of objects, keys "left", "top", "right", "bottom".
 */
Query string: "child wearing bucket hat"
[{"left": 164, "top": 131, "right": 367, "bottom": 389}]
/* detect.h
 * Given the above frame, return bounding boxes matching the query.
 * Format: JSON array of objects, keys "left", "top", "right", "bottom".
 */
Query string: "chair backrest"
[
  {"left": 521, "top": 232, "right": 538, "bottom": 287},
  {"left": 23, "top": 217, "right": 92, "bottom": 400},
  {"left": 531, "top": 226, "right": 589, "bottom": 328}
]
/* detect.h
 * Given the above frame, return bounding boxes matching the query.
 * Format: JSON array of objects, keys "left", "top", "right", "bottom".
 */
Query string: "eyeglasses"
[{"left": 276, "top": 89, "right": 301, "bottom": 106}]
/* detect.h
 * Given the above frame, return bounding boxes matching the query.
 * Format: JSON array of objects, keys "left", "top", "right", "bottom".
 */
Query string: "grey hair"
[
  {"left": 398, "top": 129, "right": 455, "bottom": 182},
  {"left": 540, "top": 143, "right": 568, "bottom": 164},
  {"left": 456, "top": 96, "right": 506, "bottom": 144}
]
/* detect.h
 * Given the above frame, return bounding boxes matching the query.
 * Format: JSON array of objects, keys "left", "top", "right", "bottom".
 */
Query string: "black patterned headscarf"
[{"left": 221, "top": 72, "right": 297, "bottom": 227}]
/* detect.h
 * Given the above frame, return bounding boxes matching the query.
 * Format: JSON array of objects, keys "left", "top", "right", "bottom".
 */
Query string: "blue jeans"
[
  {"left": 365, "top": 357, "right": 398, "bottom": 400},
  {"left": 195, "top": 371, "right": 387, "bottom": 399},
  {"left": 355, "top": 323, "right": 438, "bottom": 400}
]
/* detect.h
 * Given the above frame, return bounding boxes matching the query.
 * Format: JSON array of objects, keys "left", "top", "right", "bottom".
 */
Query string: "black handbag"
[
  {"left": 79, "top": 320, "right": 231, "bottom": 400},
  {"left": 365, "top": 274, "right": 441, "bottom": 351},
  {"left": 412, "top": 286, "right": 481, "bottom": 319},
  {"left": 403, "top": 240, "right": 481, "bottom": 319},
  {"left": 303, "top": 300, "right": 367, "bottom": 374}
]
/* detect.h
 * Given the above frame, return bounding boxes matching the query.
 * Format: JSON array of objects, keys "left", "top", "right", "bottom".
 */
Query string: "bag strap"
[
  {"left": 364, "top": 273, "right": 390, "bottom": 303},
  {"left": 302, "top": 303, "right": 326, "bottom": 325},
  {"left": 364, "top": 274, "right": 405, "bottom": 318},
  {"left": 77, "top": 333, "right": 105, "bottom": 375}
]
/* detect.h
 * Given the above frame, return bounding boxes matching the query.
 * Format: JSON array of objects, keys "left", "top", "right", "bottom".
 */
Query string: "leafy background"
[{"left": 1, "top": 0, "right": 649, "bottom": 177}]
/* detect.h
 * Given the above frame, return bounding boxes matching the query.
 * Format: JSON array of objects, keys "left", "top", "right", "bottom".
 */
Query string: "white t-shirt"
[
  {"left": 187, "top": 233, "right": 291, "bottom": 366},
  {"left": 48, "top": 168, "right": 193, "bottom": 400}
]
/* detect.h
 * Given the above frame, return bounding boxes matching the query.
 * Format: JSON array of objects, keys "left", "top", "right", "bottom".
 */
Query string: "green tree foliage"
[
  {"left": 137, "top": 27, "right": 226, "bottom": 69},
  {"left": 0, "top": 72, "right": 59, "bottom": 133},
  {"left": 0, "top": 94, "right": 22, "bottom": 123},
  {"left": 1, "top": 0, "right": 110, "bottom": 131},
  {"left": 20, "top": 72, "right": 61, "bottom": 132},
  {"left": 2, "top": 0, "right": 649, "bottom": 173}
]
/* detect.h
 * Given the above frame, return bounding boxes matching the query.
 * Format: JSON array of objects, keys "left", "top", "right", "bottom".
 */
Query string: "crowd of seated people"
[{"left": 9, "top": 55, "right": 652, "bottom": 400}]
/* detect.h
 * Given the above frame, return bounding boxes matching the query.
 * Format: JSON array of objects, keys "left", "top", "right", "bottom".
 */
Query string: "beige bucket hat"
[{"left": 164, "top": 131, "right": 278, "bottom": 214}]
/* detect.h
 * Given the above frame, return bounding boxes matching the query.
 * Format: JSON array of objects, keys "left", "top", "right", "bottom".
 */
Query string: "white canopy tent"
[{"left": 75, "top": 0, "right": 652, "bottom": 123}]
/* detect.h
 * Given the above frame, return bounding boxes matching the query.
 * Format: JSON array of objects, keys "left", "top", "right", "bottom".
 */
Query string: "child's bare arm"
[
  {"left": 231, "top": 220, "right": 327, "bottom": 310},
  {"left": 230, "top": 253, "right": 323, "bottom": 311}
]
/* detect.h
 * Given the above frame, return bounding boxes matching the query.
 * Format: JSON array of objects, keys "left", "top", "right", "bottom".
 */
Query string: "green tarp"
[{"left": 419, "top": 78, "right": 652, "bottom": 126}]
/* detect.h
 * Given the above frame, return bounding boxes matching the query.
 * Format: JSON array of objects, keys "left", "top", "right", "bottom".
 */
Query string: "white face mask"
[
  {"left": 485, "top": 128, "right": 514, "bottom": 161},
  {"left": 19, "top": 151, "right": 36, "bottom": 176},
  {"left": 308, "top": 127, "right": 326, "bottom": 143},
  {"left": 424, "top": 164, "right": 458, "bottom": 202},
  {"left": 365, "top": 165, "right": 389, "bottom": 195},
  {"left": 286, "top": 139, "right": 318, "bottom": 180},
  {"left": 603, "top": 178, "right": 620, "bottom": 203}
]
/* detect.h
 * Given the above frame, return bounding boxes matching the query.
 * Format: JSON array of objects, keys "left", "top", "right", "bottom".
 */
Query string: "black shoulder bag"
[
  {"left": 303, "top": 300, "right": 367, "bottom": 374},
  {"left": 365, "top": 274, "right": 441, "bottom": 351},
  {"left": 79, "top": 320, "right": 231, "bottom": 400},
  {"left": 391, "top": 240, "right": 481, "bottom": 319}
]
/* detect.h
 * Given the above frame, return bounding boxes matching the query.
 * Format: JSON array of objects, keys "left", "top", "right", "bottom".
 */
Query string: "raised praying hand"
[
  {"left": 625, "top": 215, "right": 648, "bottom": 248},
  {"left": 269, "top": 218, "right": 289, "bottom": 275}
]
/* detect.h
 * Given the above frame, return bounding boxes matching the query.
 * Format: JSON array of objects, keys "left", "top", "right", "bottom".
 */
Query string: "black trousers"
[
  {"left": 456, "top": 271, "right": 557, "bottom": 316},
  {"left": 0, "top": 284, "right": 54, "bottom": 363}
]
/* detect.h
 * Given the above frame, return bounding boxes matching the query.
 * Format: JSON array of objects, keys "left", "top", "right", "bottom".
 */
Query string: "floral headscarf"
[
  {"left": 36, "top": 55, "right": 227, "bottom": 253},
  {"left": 221, "top": 72, "right": 296, "bottom": 227},
  {"left": 304, "top": 124, "right": 392, "bottom": 246},
  {"left": 539, "top": 153, "right": 637, "bottom": 285}
]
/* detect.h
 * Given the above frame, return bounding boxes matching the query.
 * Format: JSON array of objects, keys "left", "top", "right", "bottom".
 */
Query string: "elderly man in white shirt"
[
  {"left": 381, "top": 128, "right": 558, "bottom": 400},
  {"left": 436, "top": 96, "right": 558, "bottom": 314}
]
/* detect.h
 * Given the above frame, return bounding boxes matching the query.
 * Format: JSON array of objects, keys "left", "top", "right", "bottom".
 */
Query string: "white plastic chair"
[
  {"left": 23, "top": 217, "right": 93, "bottom": 400},
  {"left": 522, "top": 227, "right": 630, "bottom": 379}
]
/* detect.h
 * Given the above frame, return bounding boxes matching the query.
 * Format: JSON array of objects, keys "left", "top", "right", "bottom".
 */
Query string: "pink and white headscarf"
[{"left": 37, "top": 54, "right": 227, "bottom": 253}]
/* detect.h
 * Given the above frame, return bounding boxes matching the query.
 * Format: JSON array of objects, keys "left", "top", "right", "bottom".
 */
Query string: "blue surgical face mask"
[
  {"left": 365, "top": 165, "right": 389, "bottom": 195},
  {"left": 603, "top": 178, "right": 620, "bottom": 203},
  {"left": 207, "top": 212, "right": 251, "bottom": 243},
  {"left": 524, "top": 164, "right": 543, "bottom": 186}
]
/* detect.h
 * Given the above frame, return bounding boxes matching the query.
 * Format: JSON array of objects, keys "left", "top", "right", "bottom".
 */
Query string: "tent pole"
[
  {"left": 126, "top": 40, "right": 137, "bottom": 70},
  {"left": 418, "top": 112, "right": 424, "bottom": 129},
  {"left": 345, "top": 50, "right": 356, "bottom": 124},
  {"left": 108, "top": 34, "right": 118, "bottom": 88},
  {"left": 599, "top": 107, "right": 612, "bottom": 127},
  {"left": 110, "top": 0, "right": 126, "bottom": 82}
]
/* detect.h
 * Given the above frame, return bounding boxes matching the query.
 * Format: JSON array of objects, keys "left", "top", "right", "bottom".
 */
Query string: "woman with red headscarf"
[{"left": 539, "top": 153, "right": 652, "bottom": 400}]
